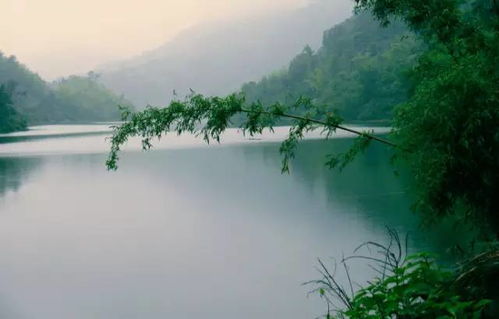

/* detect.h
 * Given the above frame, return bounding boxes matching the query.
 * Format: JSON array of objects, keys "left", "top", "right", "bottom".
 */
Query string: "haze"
[{"left": 0, "top": 0, "right": 312, "bottom": 80}]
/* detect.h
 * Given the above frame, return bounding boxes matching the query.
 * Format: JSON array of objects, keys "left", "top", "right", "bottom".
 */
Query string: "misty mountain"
[
  {"left": 241, "top": 13, "right": 422, "bottom": 122},
  {"left": 99, "top": 1, "right": 352, "bottom": 107}
]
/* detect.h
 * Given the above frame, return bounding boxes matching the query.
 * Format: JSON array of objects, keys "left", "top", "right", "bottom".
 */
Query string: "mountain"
[
  {"left": 99, "top": 1, "right": 353, "bottom": 107},
  {"left": 241, "top": 13, "right": 423, "bottom": 122},
  {"left": 0, "top": 53, "right": 134, "bottom": 132}
]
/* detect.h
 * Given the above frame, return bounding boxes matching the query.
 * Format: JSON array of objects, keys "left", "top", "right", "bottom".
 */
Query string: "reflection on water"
[
  {"left": 0, "top": 126, "right": 452, "bottom": 319},
  {"left": 0, "top": 157, "right": 42, "bottom": 197}
]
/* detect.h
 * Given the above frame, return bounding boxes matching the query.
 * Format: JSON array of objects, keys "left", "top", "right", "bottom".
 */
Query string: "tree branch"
[
  {"left": 106, "top": 93, "right": 402, "bottom": 170},
  {"left": 239, "top": 107, "right": 398, "bottom": 148}
]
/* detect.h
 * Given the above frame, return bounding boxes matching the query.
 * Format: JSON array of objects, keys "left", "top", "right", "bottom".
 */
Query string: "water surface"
[{"left": 0, "top": 125, "right": 447, "bottom": 319}]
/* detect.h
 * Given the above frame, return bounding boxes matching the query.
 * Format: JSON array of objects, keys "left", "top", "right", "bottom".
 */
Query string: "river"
[{"left": 0, "top": 124, "right": 452, "bottom": 319}]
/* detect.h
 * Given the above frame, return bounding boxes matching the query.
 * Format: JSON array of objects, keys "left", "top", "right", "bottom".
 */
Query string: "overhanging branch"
[{"left": 239, "top": 108, "right": 398, "bottom": 148}]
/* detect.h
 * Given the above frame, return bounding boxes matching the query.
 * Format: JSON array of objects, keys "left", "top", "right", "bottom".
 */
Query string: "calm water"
[{"left": 0, "top": 125, "right": 450, "bottom": 319}]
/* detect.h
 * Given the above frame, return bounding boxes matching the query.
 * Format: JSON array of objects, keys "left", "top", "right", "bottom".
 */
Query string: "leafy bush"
[{"left": 308, "top": 230, "right": 490, "bottom": 318}]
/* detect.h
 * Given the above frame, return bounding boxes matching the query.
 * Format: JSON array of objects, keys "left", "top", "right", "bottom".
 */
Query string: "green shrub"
[{"left": 309, "top": 231, "right": 490, "bottom": 318}]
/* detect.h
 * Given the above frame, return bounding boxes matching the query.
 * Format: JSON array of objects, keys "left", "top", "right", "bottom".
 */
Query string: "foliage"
[
  {"left": 106, "top": 93, "right": 394, "bottom": 171},
  {"left": 0, "top": 53, "right": 134, "bottom": 128},
  {"left": 0, "top": 53, "right": 54, "bottom": 124},
  {"left": 241, "top": 13, "right": 423, "bottom": 122},
  {"left": 353, "top": 0, "right": 499, "bottom": 233},
  {"left": 454, "top": 246, "right": 499, "bottom": 305},
  {"left": 308, "top": 230, "right": 490, "bottom": 318},
  {"left": 0, "top": 84, "right": 27, "bottom": 133}
]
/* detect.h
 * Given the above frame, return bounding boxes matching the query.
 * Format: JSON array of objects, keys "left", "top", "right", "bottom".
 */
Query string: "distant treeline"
[
  {"left": 0, "top": 53, "right": 134, "bottom": 133},
  {"left": 241, "top": 13, "right": 423, "bottom": 122}
]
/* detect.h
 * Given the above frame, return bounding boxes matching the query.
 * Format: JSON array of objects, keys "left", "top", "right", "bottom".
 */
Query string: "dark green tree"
[
  {"left": 354, "top": 0, "right": 499, "bottom": 234},
  {"left": 0, "top": 84, "right": 27, "bottom": 133}
]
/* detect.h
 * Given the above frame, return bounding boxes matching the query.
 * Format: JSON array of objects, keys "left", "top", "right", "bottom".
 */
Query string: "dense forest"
[
  {"left": 241, "top": 13, "right": 423, "bottom": 122},
  {"left": 0, "top": 53, "right": 133, "bottom": 133}
]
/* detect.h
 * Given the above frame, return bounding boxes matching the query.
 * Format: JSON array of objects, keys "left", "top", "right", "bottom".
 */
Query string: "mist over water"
[{"left": 0, "top": 127, "right": 450, "bottom": 319}]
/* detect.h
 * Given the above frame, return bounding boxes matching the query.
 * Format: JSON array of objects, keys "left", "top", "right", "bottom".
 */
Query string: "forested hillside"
[
  {"left": 241, "top": 13, "right": 423, "bottom": 122},
  {"left": 51, "top": 73, "right": 133, "bottom": 123},
  {"left": 0, "top": 53, "right": 133, "bottom": 132}
]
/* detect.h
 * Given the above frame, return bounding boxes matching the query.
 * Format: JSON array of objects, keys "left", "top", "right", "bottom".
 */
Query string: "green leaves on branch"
[
  {"left": 354, "top": 0, "right": 463, "bottom": 44},
  {"left": 326, "top": 132, "right": 373, "bottom": 171},
  {"left": 279, "top": 118, "right": 309, "bottom": 174},
  {"left": 106, "top": 93, "right": 394, "bottom": 172},
  {"left": 307, "top": 229, "right": 490, "bottom": 318},
  {"left": 107, "top": 94, "right": 245, "bottom": 170}
]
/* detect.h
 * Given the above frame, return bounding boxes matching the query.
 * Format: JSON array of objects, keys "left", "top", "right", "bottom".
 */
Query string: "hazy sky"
[{"left": 0, "top": 0, "right": 311, "bottom": 80}]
